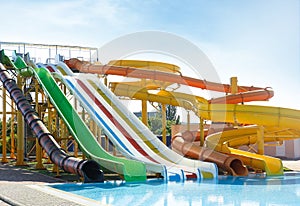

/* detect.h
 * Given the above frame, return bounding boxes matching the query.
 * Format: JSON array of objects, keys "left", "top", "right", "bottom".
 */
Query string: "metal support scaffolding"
[
  {"left": 1, "top": 87, "right": 8, "bottom": 163},
  {"left": 16, "top": 75, "right": 25, "bottom": 166},
  {"left": 141, "top": 100, "right": 148, "bottom": 125},
  {"left": 257, "top": 125, "right": 265, "bottom": 155},
  {"left": 10, "top": 99, "right": 16, "bottom": 159},
  {"left": 161, "top": 104, "right": 167, "bottom": 144},
  {"left": 35, "top": 79, "right": 45, "bottom": 169}
]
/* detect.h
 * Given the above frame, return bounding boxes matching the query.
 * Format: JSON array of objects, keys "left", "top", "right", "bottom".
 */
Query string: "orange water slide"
[
  {"left": 172, "top": 130, "right": 248, "bottom": 176},
  {"left": 64, "top": 58, "right": 272, "bottom": 96},
  {"left": 64, "top": 58, "right": 279, "bottom": 176},
  {"left": 209, "top": 89, "right": 274, "bottom": 104}
]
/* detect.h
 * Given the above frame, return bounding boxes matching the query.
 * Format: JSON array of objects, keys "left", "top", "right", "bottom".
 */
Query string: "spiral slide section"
[
  {"left": 172, "top": 131, "right": 248, "bottom": 176},
  {"left": 102, "top": 63, "right": 300, "bottom": 176},
  {"left": 205, "top": 126, "right": 300, "bottom": 176},
  {"left": 112, "top": 85, "right": 300, "bottom": 175},
  {"left": 51, "top": 63, "right": 218, "bottom": 181},
  {"left": 0, "top": 63, "right": 103, "bottom": 183}
]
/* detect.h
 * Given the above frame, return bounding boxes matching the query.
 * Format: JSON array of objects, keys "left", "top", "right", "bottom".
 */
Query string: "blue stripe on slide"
[{"left": 65, "top": 78, "right": 133, "bottom": 155}]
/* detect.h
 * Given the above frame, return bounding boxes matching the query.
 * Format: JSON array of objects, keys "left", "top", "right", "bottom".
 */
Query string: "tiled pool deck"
[{"left": 0, "top": 163, "right": 95, "bottom": 206}]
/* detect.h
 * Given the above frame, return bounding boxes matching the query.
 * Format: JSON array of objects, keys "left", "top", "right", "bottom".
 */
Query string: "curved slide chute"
[
  {"left": 0, "top": 62, "right": 103, "bottom": 182},
  {"left": 84, "top": 59, "right": 300, "bottom": 176},
  {"left": 172, "top": 131, "right": 248, "bottom": 176},
  {"left": 64, "top": 58, "right": 273, "bottom": 99},
  {"left": 205, "top": 126, "right": 300, "bottom": 175},
  {"left": 110, "top": 81, "right": 273, "bottom": 105},
  {"left": 112, "top": 85, "right": 300, "bottom": 175},
  {"left": 122, "top": 88, "right": 300, "bottom": 175},
  {"left": 109, "top": 80, "right": 249, "bottom": 176}
]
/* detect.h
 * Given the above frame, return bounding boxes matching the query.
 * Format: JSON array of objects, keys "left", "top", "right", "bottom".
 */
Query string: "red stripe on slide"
[{"left": 76, "top": 79, "right": 158, "bottom": 163}]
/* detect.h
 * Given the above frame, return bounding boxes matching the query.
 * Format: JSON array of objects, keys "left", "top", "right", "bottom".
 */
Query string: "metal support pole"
[
  {"left": 162, "top": 104, "right": 167, "bottom": 145},
  {"left": 97, "top": 127, "right": 102, "bottom": 145},
  {"left": 10, "top": 99, "right": 16, "bottom": 159},
  {"left": 230, "top": 76, "right": 238, "bottom": 94},
  {"left": 1, "top": 87, "right": 8, "bottom": 163},
  {"left": 16, "top": 76, "right": 25, "bottom": 165},
  {"left": 47, "top": 98, "right": 53, "bottom": 164},
  {"left": 35, "top": 79, "right": 45, "bottom": 169},
  {"left": 187, "top": 111, "right": 190, "bottom": 131},
  {"left": 49, "top": 99, "right": 59, "bottom": 175},
  {"left": 199, "top": 117, "right": 204, "bottom": 147},
  {"left": 230, "top": 76, "right": 239, "bottom": 127},
  {"left": 105, "top": 135, "right": 109, "bottom": 152},
  {"left": 104, "top": 75, "right": 108, "bottom": 87},
  {"left": 141, "top": 100, "right": 148, "bottom": 125},
  {"left": 62, "top": 84, "right": 67, "bottom": 151},
  {"left": 257, "top": 126, "right": 265, "bottom": 155},
  {"left": 74, "top": 140, "right": 78, "bottom": 157}
]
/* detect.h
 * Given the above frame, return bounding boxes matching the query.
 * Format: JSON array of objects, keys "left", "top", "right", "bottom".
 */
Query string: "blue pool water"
[{"left": 51, "top": 172, "right": 300, "bottom": 205}]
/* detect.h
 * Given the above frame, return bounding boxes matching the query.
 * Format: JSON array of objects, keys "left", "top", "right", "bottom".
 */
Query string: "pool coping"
[{"left": 29, "top": 184, "right": 105, "bottom": 206}]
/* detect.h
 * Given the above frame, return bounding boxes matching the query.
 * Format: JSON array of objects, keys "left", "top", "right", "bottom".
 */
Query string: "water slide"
[
  {"left": 109, "top": 81, "right": 273, "bottom": 105},
  {"left": 108, "top": 81, "right": 249, "bottom": 176},
  {"left": 0, "top": 55, "right": 103, "bottom": 182},
  {"left": 111, "top": 84, "right": 300, "bottom": 175},
  {"left": 205, "top": 126, "right": 300, "bottom": 175},
  {"left": 65, "top": 58, "right": 274, "bottom": 103},
  {"left": 109, "top": 82, "right": 249, "bottom": 176},
  {"left": 20, "top": 56, "right": 148, "bottom": 182},
  {"left": 46, "top": 64, "right": 173, "bottom": 180},
  {"left": 47, "top": 62, "right": 218, "bottom": 181},
  {"left": 64, "top": 59, "right": 300, "bottom": 176}
]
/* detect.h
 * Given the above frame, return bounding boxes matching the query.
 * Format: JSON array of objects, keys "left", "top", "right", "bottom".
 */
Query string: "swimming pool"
[{"left": 50, "top": 172, "right": 300, "bottom": 205}]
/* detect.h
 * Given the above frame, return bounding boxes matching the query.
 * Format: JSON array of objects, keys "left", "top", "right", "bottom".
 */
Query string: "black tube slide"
[{"left": 0, "top": 63, "right": 104, "bottom": 183}]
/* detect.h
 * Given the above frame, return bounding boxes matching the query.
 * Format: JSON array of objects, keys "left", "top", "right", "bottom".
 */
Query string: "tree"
[
  {"left": 0, "top": 117, "right": 16, "bottom": 152},
  {"left": 0, "top": 117, "right": 15, "bottom": 137},
  {"left": 148, "top": 104, "right": 180, "bottom": 136}
]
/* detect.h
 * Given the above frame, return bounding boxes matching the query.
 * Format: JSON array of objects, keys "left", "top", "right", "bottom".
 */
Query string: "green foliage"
[
  {"left": 0, "top": 117, "right": 16, "bottom": 137},
  {"left": 0, "top": 118, "right": 17, "bottom": 153},
  {"left": 148, "top": 113, "right": 162, "bottom": 135},
  {"left": 0, "top": 136, "right": 12, "bottom": 153},
  {"left": 148, "top": 105, "right": 180, "bottom": 136}
]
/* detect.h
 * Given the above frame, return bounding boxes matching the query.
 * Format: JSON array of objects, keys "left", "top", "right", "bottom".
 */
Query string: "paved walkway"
[
  {"left": 282, "top": 160, "right": 300, "bottom": 171},
  {"left": 0, "top": 163, "right": 97, "bottom": 206}
]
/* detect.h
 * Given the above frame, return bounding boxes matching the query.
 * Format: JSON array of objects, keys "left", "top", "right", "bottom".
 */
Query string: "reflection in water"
[
  {"left": 51, "top": 172, "right": 300, "bottom": 206},
  {"left": 215, "top": 172, "right": 300, "bottom": 185}
]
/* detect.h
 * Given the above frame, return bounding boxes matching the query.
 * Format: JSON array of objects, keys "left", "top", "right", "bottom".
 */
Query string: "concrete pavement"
[{"left": 0, "top": 163, "right": 98, "bottom": 206}]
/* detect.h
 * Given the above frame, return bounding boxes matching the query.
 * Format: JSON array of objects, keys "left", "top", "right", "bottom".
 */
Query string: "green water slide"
[
  {"left": 33, "top": 67, "right": 147, "bottom": 181},
  {"left": 4, "top": 51, "right": 146, "bottom": 181},
  {"left": 0, "top": 50, "right": 33, "bottom": 76}
]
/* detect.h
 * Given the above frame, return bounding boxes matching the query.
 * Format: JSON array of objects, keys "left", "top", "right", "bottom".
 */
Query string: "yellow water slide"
[
  {"left": 109, "top": 80, "right": 300, "bottom": 176},
  {"left": 65, "top": 58, "right": 300, "bottom": 176},
  {"left": 205, "top": 126, "right": 300, "bottom": 175}
]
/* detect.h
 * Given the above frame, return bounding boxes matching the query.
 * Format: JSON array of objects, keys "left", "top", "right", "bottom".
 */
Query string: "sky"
[{"left": 1, "top": 0, "right": 299, "bottom": 110}]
